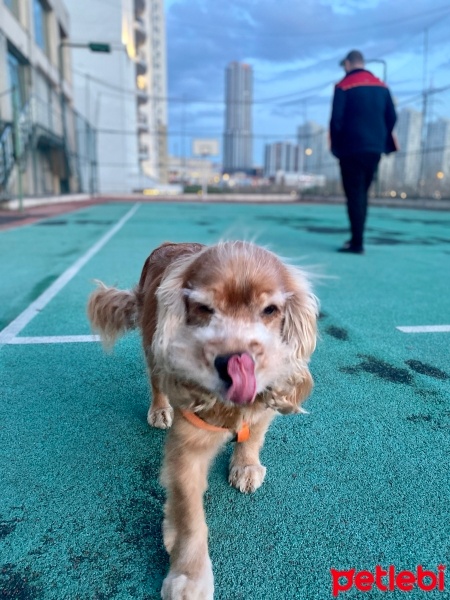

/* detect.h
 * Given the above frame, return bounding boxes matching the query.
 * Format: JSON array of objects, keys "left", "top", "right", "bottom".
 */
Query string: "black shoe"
[{"left": 337, "top": 244, "right": 364, "bottom": 254}]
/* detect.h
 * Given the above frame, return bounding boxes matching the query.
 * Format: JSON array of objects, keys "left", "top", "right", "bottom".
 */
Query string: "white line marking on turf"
[
  {"left": 0, "top": 203, "right": 140, "bottom": 346},
  {"left": 397, "top": 325, "right": 450, "bottom": 333},
  {"left": 8, "top": 335, "right": 101, "bottom": 344}
]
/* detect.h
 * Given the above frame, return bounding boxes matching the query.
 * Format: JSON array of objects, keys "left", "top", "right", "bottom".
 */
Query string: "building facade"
[
  {"left": 223, "top": 62, "right": 253, "bottom": 173},
  {"left": 424, "top": 118, "right": 450, "bottom": 182},
  {"left": 167, "top": 155, "right": 220, "bottom": 186},
  {"left": 138, "top": 0, "right": 168, "bottom": 183},
  {"left": 393, "top": 108, "right": 422, "bottom": 189},
  {"left": 0, "top": 0, "right": 88, "bottom": 198},
  {"left": 297, "top": 121, "right": 328, "bottom": 174},
  {"left": 64, "top": 0, "right": 168, "bottom": 194},
  {"left": 264, "top": 142, "right": 299, "bottom": 177}
]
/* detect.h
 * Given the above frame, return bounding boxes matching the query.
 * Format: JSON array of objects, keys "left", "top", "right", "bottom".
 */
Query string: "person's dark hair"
[{"left": 339, "top": 50, "right": 365, "bottom": 66}]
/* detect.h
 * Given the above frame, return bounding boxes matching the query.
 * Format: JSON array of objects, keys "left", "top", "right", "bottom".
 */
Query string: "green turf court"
[{"left": 1, "top": 201, "right": 449, "bottom": 599}]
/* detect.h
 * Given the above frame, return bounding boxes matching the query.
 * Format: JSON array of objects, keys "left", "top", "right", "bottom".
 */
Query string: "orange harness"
[{"left": 180, "top": 409, "right": 250, "bottom": 443}]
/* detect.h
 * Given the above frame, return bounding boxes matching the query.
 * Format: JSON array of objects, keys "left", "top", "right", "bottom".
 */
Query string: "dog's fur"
[{"left": 87, "top": 241, "right": 318, "bottom": 600}]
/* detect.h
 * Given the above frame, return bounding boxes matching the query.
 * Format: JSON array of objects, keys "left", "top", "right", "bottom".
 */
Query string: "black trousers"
[{"left": 339, "top": 152, "right": 380, "bottom": 248}]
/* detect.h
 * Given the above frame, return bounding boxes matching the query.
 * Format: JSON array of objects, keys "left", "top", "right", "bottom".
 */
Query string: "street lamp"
[
  {"left": 58, "top": 41, "right": 111, "bottom": 194},
  {"left": 58, "top": 41, "right": 111, "bottom": 88},
  {"left": 87, "top": 43, "right": 111, "bottom": 53}
]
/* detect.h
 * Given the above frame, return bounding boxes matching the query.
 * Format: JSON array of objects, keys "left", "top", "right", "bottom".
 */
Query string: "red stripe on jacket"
[{"left": 336, "top": 70, "right": 386, "bottom": 91}]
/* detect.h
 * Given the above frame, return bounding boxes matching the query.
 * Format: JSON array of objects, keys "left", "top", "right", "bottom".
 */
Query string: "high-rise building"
[
  {"left": 136, "top": 0, "right": 168, "bottom": 183},
  {"left": 223, "top": 62, "right": 253, "bottom": 173},
  {"left": 297, "top": 121, "right": 328, "bottom": 175},
  {"left": 393, "top": 108, "right": 422, "bottom": 189},
  {"left": 264, "top": 142, "right": 299, "bottom": 177},
  {"left": 65, "top": 0, "right": 168, "bottom": 193},
  {"left": 424, "top": 117, "right": 450, "bottom": 181}
]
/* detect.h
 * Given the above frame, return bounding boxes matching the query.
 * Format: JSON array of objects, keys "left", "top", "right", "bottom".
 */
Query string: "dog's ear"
[
  {"left": 266, "top": 266, "right": 318, "bottom": 414},
  {"left": 151, "top": 244, "right": 204, "bottom": 362},
  {"left": 282, "top": 266, "right": 318, "bottom": 362},
  {"left": 265, "top": 368, "right": 314, "bottom": 415},
  {"left": 139, "top": 242, "right": 204, "bottom": 290}
]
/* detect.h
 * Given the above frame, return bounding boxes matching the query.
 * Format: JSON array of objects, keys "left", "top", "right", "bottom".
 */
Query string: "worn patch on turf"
[
  {"left": 406, "top": 411, "right": 450, "bottom": 431},
  {"left": 0, "top": 517, "right": 20, "bottom": 539},
  {"left": 0, "top": 564, "right": 40, "bottom": 600},
  {"left": 304, "top": 226, "right": 349, "bottom": 234},
  {"left": 340, "top": 354, "right": 414, "bottom": 385},
  {"left": 406, "top": 414, "right": 432, "bottom": 423},
  {"left": 26, "top": 275, "right": 58, "bottom": 303},
  {"left": 405, "top": 360, "right": 449, "bottom": 380},
  {"left": 75, "top": 219, "right": 114, "bottom": 225},
  {"left": 114, "top": 444, "right": 168, "bottom": 583},
  {"left": 325, "top": 325, "right": 349, "bottom": 341},
  {"left": 36, "top": 220, "right": 68, "bottom": 226}
]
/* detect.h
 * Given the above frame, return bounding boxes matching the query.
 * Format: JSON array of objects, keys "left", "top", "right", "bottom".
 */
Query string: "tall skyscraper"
[
  {"left": 393, "top": 108, "right": 422, "bottom": 188},
  {"left": 424, "top": 118, "right": 450, "bottom": 181},
  {"left": 223, "top": 62, "right": 253, "bottom": 173},
  {"left": 297, "top": 121, "right": 328, "bottom": 174},
  {"left": 377, "top": 108, "right": 422, "bottom": 191},
  {"left": 137, "top": 0, "right": 169, "bottom": 183}
]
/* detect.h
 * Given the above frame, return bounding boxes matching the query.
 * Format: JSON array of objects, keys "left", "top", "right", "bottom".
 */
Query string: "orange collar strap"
[{"left": 180, "top": 409, "right": 250, "bottom": 443}]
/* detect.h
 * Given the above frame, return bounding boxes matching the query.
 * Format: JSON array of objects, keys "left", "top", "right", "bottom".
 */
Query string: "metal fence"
[{"left": 0, "top": 88, "right": 97, "bottom": 198}]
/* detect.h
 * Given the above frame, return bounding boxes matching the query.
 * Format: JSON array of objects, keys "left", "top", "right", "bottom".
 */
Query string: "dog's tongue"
[{"left": 226, "top": 353, "right": 257, "bottom": 405}]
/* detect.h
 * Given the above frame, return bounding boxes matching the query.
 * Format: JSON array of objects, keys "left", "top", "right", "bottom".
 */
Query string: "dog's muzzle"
[{"left": 214, "top": 352, "right": 257, "bottom": 405}]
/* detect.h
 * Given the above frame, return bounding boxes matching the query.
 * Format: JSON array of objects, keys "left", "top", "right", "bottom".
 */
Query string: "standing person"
[{"left": 330, "top": 50, "right": 397, "bottom": 254}]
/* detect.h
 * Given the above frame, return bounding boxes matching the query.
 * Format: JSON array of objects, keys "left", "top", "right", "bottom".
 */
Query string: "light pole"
[
  {"left": 58, "top": 41, "right": 111, "bottom": 193},
  {"left": 12, "top": 86, "right": 23, "bottom": 211},
  {"left": 366, "top": 58, "right": 387, "bottom": 82}
]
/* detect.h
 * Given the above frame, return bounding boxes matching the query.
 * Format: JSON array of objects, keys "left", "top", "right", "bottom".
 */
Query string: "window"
[
  {"left": 7, "top": 49, "right": 27, "bottom": 109},
  {"left": 5, "top": 0, "right": 19, "bottom": 18},
  {"left": 33, "top": 0, "right": 49, "bottom": 55}
]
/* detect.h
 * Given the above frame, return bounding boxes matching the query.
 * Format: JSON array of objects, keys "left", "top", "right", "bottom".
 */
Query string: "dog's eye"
[
  {"left": 262, "top": 304, "right": 278, "bottom": 316},
  {"left": 196, "top": 303, "right": 214, "bottom": 315}
]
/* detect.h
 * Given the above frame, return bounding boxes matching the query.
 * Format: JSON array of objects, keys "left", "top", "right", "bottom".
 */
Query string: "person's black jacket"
[{"left": 330, "top": 68, "right": 397, "bottom": 159}]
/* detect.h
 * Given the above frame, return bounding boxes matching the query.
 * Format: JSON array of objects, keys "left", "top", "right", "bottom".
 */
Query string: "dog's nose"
[{"left": 214, "top": 354, "right": 233, "bottom": 386}]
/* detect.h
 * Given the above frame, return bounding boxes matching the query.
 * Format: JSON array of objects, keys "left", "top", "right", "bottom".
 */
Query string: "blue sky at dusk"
[{"left": 164, "top": 0, "right": 450, "bottom": 165}]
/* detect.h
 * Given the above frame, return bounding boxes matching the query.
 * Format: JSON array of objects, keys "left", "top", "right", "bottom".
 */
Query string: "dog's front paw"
[
  {"left": 148, "top": 406, "right": 173, "bottom": 429},
  {"left": 162, "top": 517, "right": 176, "bottom": 554},
  {"left": 161, "top": 560, "right": 214, "bottom": 600},
  {"left": 229, "top": 463, "right": 267, "bottom": 493}
]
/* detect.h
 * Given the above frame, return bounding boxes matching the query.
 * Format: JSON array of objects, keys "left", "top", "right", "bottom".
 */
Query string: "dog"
[{"left": 87, "top": 240, "right": 319, "bottom": 600}]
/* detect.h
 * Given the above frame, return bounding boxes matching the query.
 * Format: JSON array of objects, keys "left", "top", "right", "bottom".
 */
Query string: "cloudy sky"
[{"left": 164, "top": 0, "right": 450, "bottom": 165}]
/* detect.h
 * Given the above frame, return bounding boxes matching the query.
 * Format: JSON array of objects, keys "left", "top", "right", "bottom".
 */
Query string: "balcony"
[
  {"left": 137, "top": 113, "right": 149, "bottom": 134},
  {"left": 138, "top": 144, "right": 149, "bottom": 160},
  {"left": 136, "top": 89, "right": 149, "bottom": 104},
  {"left": 136, "top": 51, "right": 147, "bottom": 75},
  {"left": 134, "top": 17, "right": 147, "bottom": 46},
  {"left": 134, "top": 0, "right": 145, "bottom": 17}
]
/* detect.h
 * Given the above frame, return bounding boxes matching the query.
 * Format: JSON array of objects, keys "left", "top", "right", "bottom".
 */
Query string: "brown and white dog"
[{"left": 87, "top": 240, "right": 318, "bottom": 600}]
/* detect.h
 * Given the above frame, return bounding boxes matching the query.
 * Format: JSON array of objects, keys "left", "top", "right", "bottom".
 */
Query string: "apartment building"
[
  {"left": 65, "top": 0, "right": 168, "bottom": 193},
  {"left": 223, "top": 62, "right": 253, "bottom": 173},
  {"left": 138, "top": 0, "right": 168, "bottom": 183},
  {"left": 264, "top": 142, "right": 299, "bottom": 177},
  {"left": 297, "top": 121, "right": 328, "bottom": 174},
  {"left": 0, "top": 0, "right": 85, "bottom": 197},
  {"left": 424, "top": 117, "right": 450, "bottom": 183},
  {"left": 393, "top": 108, "right": 422, "bottom": 189}
]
